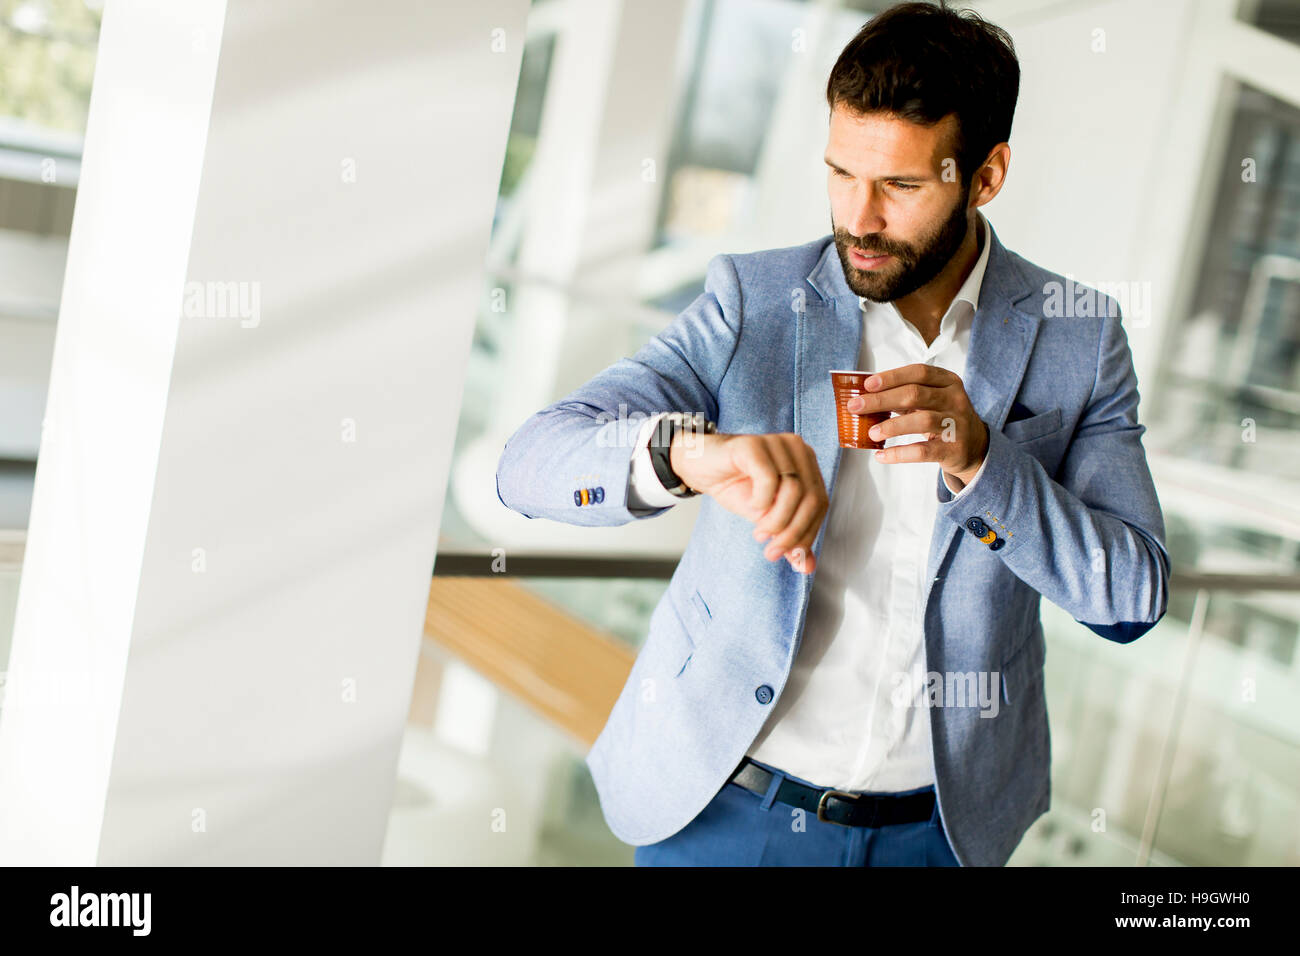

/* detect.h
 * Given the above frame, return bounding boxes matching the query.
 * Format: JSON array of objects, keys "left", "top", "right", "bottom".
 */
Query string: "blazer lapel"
[
  {"left": 924, "top": 221, "right": 1041, "bottom": 581},
  {"left": 797, "top": 245, "right": 861, "bottom": 543}
]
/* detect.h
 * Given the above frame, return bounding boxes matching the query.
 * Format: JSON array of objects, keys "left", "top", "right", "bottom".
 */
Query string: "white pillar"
[{"left": 0, "top": 0, "right": 528, "bottom": 865}]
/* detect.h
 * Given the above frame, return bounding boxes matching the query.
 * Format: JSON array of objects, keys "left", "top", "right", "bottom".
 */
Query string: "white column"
[{"left": 0, "top": 0, "right": 528, "bottom": 865}]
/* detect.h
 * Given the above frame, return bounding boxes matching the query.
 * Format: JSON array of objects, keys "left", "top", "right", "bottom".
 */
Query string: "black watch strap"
[{"left": 648, "top": 413, "right": 715, "bottom": 498}]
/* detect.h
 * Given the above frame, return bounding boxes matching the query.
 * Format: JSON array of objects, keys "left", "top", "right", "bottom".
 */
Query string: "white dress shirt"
[{"left": 627, "top": 212, "right": 992, "bottom": 793}]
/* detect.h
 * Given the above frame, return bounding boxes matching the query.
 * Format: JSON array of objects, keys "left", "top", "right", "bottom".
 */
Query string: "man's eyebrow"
[{"left": 822, "top": 156, "right": 933, "bottom": 180}]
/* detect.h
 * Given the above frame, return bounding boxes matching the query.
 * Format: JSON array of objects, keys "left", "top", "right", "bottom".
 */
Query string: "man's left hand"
[{"left": 845, "top": 363, "right": 989, "bottom": 488}]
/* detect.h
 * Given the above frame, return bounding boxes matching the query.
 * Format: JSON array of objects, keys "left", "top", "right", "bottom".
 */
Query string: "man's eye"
[
  {"left": 890, "top": 181, "right": 919, "bottom": 191},
  {"left": 832, "top": 168, "right": 852, "bottom": 179}
]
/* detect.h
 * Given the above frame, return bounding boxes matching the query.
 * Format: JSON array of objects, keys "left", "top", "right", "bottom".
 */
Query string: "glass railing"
[
  {"left": 1021, "top": 572, "right": 1299, "bottom": 865},
  {"left": 415, "top": 557, "right": 1300, "bottom": 866}
]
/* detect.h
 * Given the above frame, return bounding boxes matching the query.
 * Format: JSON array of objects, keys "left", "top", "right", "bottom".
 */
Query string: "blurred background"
[{"left": 1, "top": 0, "right": 1297, "bottom": 865}]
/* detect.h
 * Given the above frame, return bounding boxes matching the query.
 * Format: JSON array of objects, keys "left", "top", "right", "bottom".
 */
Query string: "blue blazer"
[{"left": 495, "top": 220, "right": 1170, "bottom": 866}]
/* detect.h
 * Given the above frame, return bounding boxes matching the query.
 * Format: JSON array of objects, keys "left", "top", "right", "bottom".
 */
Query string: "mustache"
[
  {"left": 840, "top": 238, "right": 908, "bottom": 259},
  {"left": 834, "top": 229, "right": 906, "bottom": 258}
]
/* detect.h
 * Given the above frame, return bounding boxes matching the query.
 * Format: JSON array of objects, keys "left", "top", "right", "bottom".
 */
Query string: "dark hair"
[{"left": 825, "top": 1, "right": 1019, "bottom": 189}]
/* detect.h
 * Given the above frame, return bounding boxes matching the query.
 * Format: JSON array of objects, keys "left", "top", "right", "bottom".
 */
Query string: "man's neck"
[{"left": 893, "top": 215, "right": 983, "bottom": 347}]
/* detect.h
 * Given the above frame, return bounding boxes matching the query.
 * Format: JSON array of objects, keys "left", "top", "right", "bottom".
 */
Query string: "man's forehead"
[{"left": 827, "top": 108, "right": 955, "bottom": 163}]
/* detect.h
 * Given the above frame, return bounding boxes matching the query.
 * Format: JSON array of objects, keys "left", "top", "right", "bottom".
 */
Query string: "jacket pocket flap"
[{"left": 1002, "top": 407, "right": 1062, "bottom": 443}]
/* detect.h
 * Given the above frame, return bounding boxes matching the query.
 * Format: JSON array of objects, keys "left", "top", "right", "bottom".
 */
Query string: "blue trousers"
[{"left": 634, "top": 759, "right": 960, "bottom": 866}]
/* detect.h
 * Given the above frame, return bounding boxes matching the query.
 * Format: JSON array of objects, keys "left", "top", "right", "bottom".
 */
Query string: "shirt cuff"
[
  {"left": 942, "top": 451, "right": 989, "bottom": 499},
  {"left": 628, "top": 412, "right": 682, "bottom": 510}
]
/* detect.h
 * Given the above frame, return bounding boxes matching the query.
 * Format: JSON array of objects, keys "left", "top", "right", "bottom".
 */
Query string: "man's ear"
[{"left": 972, "top": 143, "right": 1010, "bottom": 208}]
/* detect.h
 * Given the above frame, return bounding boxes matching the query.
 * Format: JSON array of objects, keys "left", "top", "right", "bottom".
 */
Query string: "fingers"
[
  {"left": 733, "top": 437, "right": 781, "bottom": 519},
  {"left": 752, "top": 436, "right": 828, "bottom": 574},
  {"left": 865, "top": 363, "right": 956, "bottom": 392},
  {"left": 872, "top": 438, "right": 943, "bottom": 465},
  {"left": 848, "top": 363, "right": 959, "bottom": 416},
  {"left": 770, "top": 438, "right": 827, "bottom": 553},
  {"left": 729, "top": 433, "right": 828, "bottom": 574},
  {"left": 751, "top": 440, "right": 803, "bottom": 549},
  {"left": 765, "top": 481, "right": 827, "bottom": 570},
  {"left": 848, "top": 381, "right": 946, "bottom": 416},
  {"left": 868, "top": 409, "right": 948, "bottom": 442}
]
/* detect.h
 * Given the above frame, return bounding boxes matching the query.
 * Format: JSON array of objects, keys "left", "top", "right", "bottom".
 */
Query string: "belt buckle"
[{"left": 816, "top": 789, "right": 860, "bottom": 826}]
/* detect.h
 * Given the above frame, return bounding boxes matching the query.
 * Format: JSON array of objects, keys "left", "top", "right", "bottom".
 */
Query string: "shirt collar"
[{"left": 858, "top": 210, "right": 992, "bottom": 335}]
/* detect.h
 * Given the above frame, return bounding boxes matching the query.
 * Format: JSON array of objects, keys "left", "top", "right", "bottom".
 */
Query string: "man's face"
[{"left": 825, "top": 105, "right": 971, "bottom": 302}]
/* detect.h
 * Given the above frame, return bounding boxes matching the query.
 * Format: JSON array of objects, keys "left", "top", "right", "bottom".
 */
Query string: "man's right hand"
[{"left": 670, "top": 431, "right": 829, "bottom": 574}]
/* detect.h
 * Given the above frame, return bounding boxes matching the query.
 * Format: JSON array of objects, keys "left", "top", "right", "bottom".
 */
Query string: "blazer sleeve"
[
  {"left": 495, "top": 253, "right": 743, "bottom": 526},
  {"left": 935, "top": 305, "right": 1171, "bottom": 643}
]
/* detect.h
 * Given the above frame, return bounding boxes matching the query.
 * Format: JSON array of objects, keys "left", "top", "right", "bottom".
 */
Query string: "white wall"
[{"left": 0, "top": 0, "right": 529, "bottom": 865}]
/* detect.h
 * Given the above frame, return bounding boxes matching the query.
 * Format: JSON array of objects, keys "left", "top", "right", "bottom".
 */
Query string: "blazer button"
[
  {"left": 990, "top": 537, "right": 1006, "bottom": 551},
  {"left": 755, "top": 685, "right": 774, "bottom": 705},
  {"left": 573, "top": 490, "right": 583, "bottom": 507},
  {"left": 965, "top": 517, "right": 989, "bottom": 536},
  {"left": 593, "top": 486, "right": 605, "bottom": 503}
]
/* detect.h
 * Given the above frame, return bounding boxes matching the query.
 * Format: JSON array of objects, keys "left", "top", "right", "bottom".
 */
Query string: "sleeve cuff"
[
  {"left": 628, "top": 412, "right": 681, "bottom": 510},
  {"left": 941, "top": 449, "right": 990, "bottom": 499}
]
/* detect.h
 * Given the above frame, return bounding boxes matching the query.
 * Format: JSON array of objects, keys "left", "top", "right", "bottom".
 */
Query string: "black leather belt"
[{"left": 728, "top": 758, "right": 935, "bottom": 827}]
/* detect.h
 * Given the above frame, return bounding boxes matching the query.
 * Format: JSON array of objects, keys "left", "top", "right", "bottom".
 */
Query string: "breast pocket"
[{"left": 1002, "top": 407, "right": 1062, "bottom": 444}]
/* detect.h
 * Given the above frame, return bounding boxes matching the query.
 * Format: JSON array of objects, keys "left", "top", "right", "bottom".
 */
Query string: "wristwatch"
[{"left": 648, "top": 412, "right": 717, "bottom": 498}]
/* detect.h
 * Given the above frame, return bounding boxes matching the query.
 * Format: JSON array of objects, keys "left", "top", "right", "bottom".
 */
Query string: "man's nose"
[{"left": 845, "top": 184, "right": 886, "bottom": 238}]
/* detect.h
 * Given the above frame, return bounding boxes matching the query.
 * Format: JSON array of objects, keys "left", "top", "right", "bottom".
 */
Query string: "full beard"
[{"left": 832, "top": 196, "right": 971, "bottom": 302}]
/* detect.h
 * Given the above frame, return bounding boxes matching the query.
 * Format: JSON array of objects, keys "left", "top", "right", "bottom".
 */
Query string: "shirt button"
[{"left": 755, "top": 685, "right": 774, "bottom": 705}]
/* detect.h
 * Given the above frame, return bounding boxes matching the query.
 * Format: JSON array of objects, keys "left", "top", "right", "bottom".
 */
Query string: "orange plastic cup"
[{"left": 830, "top": 369, "right": 889, "bottom": 450}]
